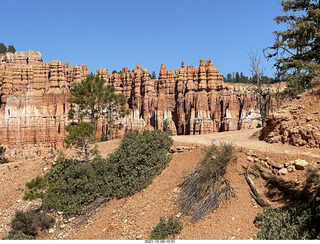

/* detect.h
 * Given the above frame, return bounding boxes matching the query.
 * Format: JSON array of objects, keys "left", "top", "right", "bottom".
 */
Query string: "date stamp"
[{"left": 145, "top": 240, "right": 175, "bottom": 243}]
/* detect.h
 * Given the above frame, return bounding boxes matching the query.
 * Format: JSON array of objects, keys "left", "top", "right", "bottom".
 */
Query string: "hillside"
[
  {"left": 1, "top": 126, "right": 319, "bottom": 240},
  {"left": 1, "top": 86, "right": 320, "bottom": 240},
  {"left": 260, "top": 87, "right": 320, "bottom": 148}
]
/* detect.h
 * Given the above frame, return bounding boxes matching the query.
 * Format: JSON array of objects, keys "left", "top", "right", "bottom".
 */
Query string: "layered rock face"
[
  {"left": 0, "top": 53, "right": 279, "bottom": 155},
  {"left": 97, "top": 60, "right": 280, "bottom": 137},
  {"left": 260, "top": 88, "right": 320, "bottom": 148},
  {"left": 0, "top": 50, "right": 42, "bottom": 66},
  {"left": 0, "top": 51, "right": 89, "bottom": 155}
]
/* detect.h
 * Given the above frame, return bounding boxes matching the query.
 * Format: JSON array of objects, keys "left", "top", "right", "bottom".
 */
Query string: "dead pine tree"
[{"left": 249, "top": 49, "right": 271, "bottom": 128}]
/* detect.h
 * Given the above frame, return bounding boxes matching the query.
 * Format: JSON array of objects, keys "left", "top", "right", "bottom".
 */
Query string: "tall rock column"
[
  {"left": 156, "top": 64, "right": 177, "bottom": 135},
  {"left": 175, "top": 62, "right": 187, "bottom": 134}
]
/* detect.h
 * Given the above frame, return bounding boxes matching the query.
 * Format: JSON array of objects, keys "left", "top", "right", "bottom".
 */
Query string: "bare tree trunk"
[
  {"left": 84, "top": 141, "right": 89, "bottom": 162},
  {"left": 108, "top": 103, "right": 113, "bottom": 140},
  {"left": 249, "top": 49, "right": 269, "bottom": 127}
]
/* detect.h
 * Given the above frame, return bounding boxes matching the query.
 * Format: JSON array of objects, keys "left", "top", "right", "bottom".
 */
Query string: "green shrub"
[
  {"left": 105, "top": 130, "right": 173, "bottom": 198},
  {"left": 23, "top": 130, "right": 173, "bottom": 216},
  {"left": 121, "top": 129, "right": 139, "bottom": 142},
  {"left": 23, "top": 176, "right": 48, "bottom": 200},
  {"left": 162, "top": 119, "right": 172, "bottom": 135},
  {"left": 3, "top": 230, "right": 33, "bottom": 240},
  {"left": 150, "top": 216, "right": 183, "bottom": 240},
  {"left": 43, "top": 159, "right": 105, "bottom": 215},
  {"left": 254, "top": 205, "right": 320, "bottom": 240},
  {"left": 0, "top": 146, "right": 9, "bottom": 164},
  {"left": 100, "top": 132, "right": 108, "bottom": 142},
  {"left": 4, "top": 210, "right": 54, "bottom": 240},
  {"left": 178, "top": 142, "right": 236, "bottom": 222}
]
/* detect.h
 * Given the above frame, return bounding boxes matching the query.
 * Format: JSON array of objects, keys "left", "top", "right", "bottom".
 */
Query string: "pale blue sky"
[{"left": 2, "top": 0, "right": 283, "bottom": 77}]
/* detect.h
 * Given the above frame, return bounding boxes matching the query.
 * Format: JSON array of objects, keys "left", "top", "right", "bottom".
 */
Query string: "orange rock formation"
[
  {"left": 0, "top": 51, "right": 89, "bottom": 156},
  {"left": 96, "top": 60, "right": 279, "bottom": 137},
  {"left": 0, "top": 52, "right": 279, "bottom": 155}
]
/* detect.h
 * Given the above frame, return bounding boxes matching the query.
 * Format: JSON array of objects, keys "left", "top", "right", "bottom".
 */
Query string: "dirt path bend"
[{"left": 172, "top": 128, "right": 320, "bottom": 159}]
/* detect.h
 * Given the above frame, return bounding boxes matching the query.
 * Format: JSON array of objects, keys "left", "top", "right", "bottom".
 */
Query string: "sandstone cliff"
[
  {"left": 260, "top": 88, "right": 320, "bottom": 148},
  {"left": 0, "top": 52, "right": 280, "bottom": 156},
  {"left": 0, "top": 51, "right": 89, "bottom": 156},
  {"left": 97, "top": 60, "right": 280, "bottom": 137}
]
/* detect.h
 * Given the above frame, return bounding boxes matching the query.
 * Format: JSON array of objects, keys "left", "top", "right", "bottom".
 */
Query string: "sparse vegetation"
[
  {"left": 0, "top": 145, "right": 9, "bottom": 164},
  {"left": 178, "top": 142, "right": 236, "bottom": 222},
  {"left": 23, "top": 130, "right": 173, "bottom": 216},
  {"left": 162, "top": 119, "right": 172, "bottom": 135},
  {"left": 23, "top": 176, "right": 48, "bottom": 200},
  {"left": 100, "top": 132, "right": 107, "bottom": 142},
  {"left": 151, "top": 71, "right": 157, "bottom": 79},
  {"left": 3, "top": 210, "right": 54, "bottom": 240},
  {"left": 254, "top": 204, "right": 320, "bottom": 240},
  {"left": 0, "top": 43, "right": 16, "bottom": 53},
  {"left": 253, "top": 158, "right": 320, "bottom": 240},
  {"left": 150, "top": 216, "right": 183, "bottom": 240}
]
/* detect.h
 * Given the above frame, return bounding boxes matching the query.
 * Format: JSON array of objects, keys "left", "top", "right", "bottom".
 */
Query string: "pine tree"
[
  {"left": 264, "top": 0, "right": 320, "bottom": 96},
  {"left": 103, "top": 85, "right": 129, "bottom": 140},
  {"left": 7, "top": 45, "right": 16, "bottom": 53},
  {"left": 67, "top": 74, "right": 129, "bottom": 142},
  {"left": 0, "top": 43, "right": 7, "bottom": 53},
  {"left": 226, "top": 73, "right": 232, "bottom": 83},
  {"left": 67, "top": 74, "right": 106, "bottom": 127},
  {"left": 235, "top": 72, "right": 240, "bottom": 82},
  {"left": 151, "top": 71, "right": 157, "bottom": 79},
  {"left": 64, "top": 122, "right": 96, "bottom": 162}
]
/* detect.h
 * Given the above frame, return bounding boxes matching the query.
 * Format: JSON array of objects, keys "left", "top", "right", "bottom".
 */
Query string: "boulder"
[
  {"left": 294, "top": 159, "right": 309, "bottom": 170},
  {"left": 279, "top": 168, "right": 288, "bottom": 175}
]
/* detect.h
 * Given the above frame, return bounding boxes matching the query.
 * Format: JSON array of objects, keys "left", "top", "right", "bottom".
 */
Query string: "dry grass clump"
[{"left": 178, "top": 142, "right": 237, "bottom": 222}]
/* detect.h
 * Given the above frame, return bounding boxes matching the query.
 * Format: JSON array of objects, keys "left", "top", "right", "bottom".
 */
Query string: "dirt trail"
[{"left": 172, "top": 128, "right": 320, "bottom": 158}]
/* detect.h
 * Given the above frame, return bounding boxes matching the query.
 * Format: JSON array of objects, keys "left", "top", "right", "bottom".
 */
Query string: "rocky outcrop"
[
  {"left": 260, "top": 88, "right": 320, "bottom": 148},
  {"left": 0, "top": 53, "right": 280, "bottom": 155},
  {"left": 96, "top": 60, "right": 280, "bottom": 137},
  {"left": 0, "top": 52, "right": 89, "bottom": 154},
  {"left": 0, "top": 50, "right": 42, "bottom": 66}
]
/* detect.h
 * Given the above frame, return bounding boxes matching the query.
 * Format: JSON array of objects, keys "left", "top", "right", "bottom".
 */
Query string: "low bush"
[
  {"left": 105, "top": 130, "right": 173, "bottom": 198},
  {"left": 4, "top": 210, "right": 54, "bottom": 240},
  {"left": 121, "top": 129, "right": 139, "bottom": 142},
  {"left": 3, "top": 230, "right": 33, "bottom": 240},
  {"left": 0, "top": 146, "right": 9, "bottom": 164},
  {"left": 254, "top": 205, "right": 320, "bottom": 240},
  {"left": 23, "top": 130, "right": 173, "bottom": 216},
  {"left": 23, "top": 176, "right": 48, "bottom": 200},
  {"left": 150, "top": 216, "right": 183, "bottom": 240},
  {"left": 162, "top": 119, "right": 172, "bottom": 135},
  {"left": 178, "top": 142, "right": 236, "bottom": 222},
  {"left": 43, "top": 159, "right": 105, "bottom": 215}
]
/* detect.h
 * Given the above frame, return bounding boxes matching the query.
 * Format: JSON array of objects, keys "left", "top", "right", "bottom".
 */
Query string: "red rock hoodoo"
[
  {"left": 96, "top": 60, "right": 279, "bottom": 137},
  {"left": 0, "top": 51, "right": 280, "bottom": 156},
  {"left": 0, "top": 51, "right": 89, "bottom": 156}
]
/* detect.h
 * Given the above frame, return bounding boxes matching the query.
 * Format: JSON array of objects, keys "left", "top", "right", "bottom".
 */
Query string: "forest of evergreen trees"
[{"left": 224, "top": 71, "right": 276, "bottom": 84}]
